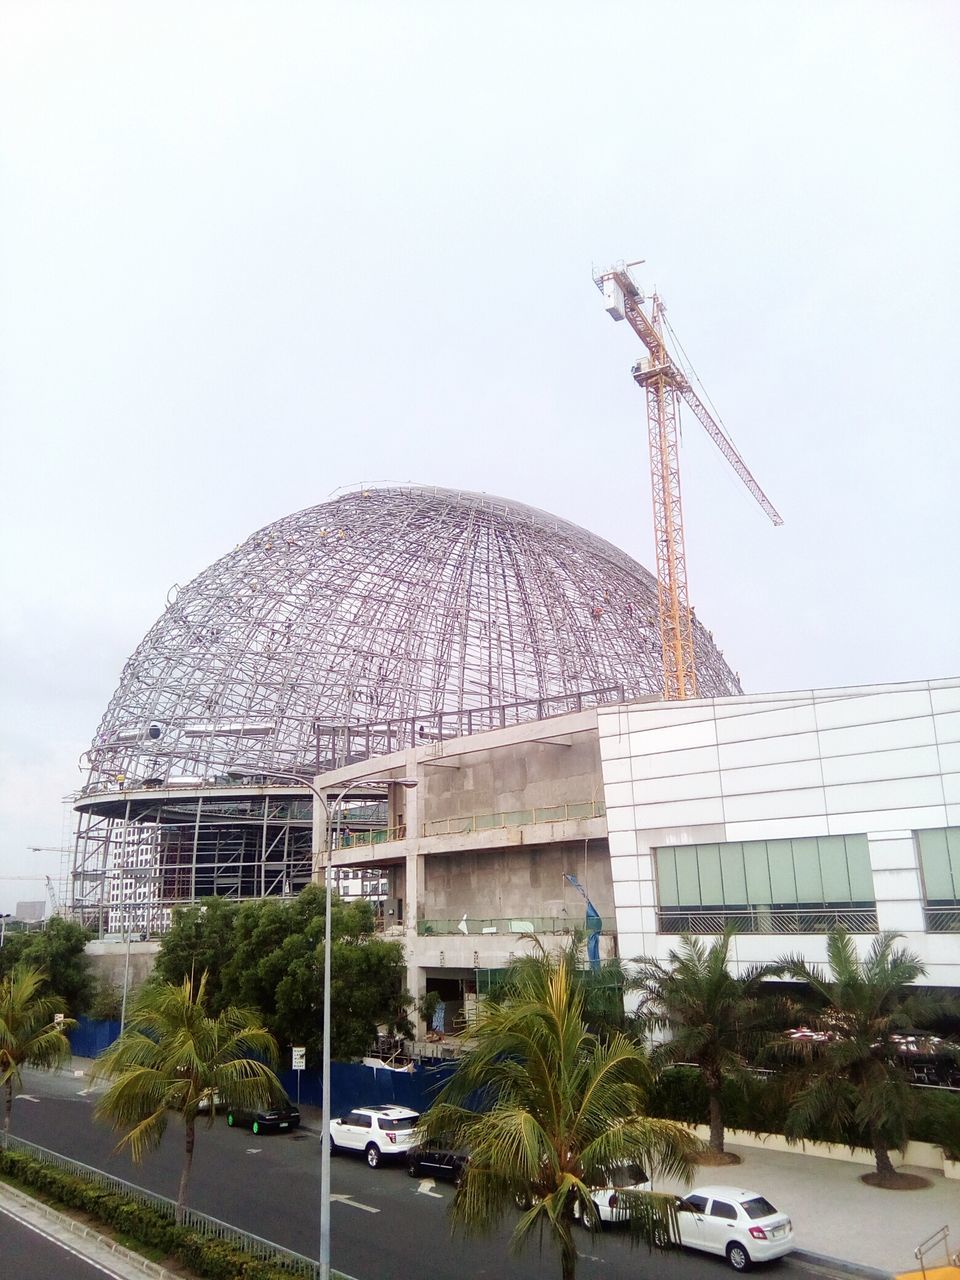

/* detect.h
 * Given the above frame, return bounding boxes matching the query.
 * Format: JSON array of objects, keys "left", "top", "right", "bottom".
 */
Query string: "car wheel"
[
  {"left": 329, "top": 1136, "right": 339, "bottom": 1156},
  {"left": 366, "top": 1143, "right": 381, "bottom": 1168},
  {"left": 407, "top": 1159, "right": 420, "bottom": 1178},
  {"left": 652, "top": 1224, "right": 671, "bottom": 1250},
  {"left": 727, "top": 1242, "right": 751, "bottom": 1272},
  {"left": 514, "top": 1189, "right": 532, "bottom": 1211},
  {"left": 454, "top": 1167, "right": 465, "bottom": 1190},
  {"left": 252, "top": 1121, "right": 260, "bottom": 1135},
  {"left": 227, "top": 1113, "right": 235, "bottom": 1127}
]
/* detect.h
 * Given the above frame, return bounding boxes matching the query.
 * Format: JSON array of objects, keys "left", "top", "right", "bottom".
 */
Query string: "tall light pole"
[
  {"left": 238, "top": 768, "right": 416, "bottom": 1280},
  {"left": 0, "top": 913, "right": 12, "bottom": 946}
]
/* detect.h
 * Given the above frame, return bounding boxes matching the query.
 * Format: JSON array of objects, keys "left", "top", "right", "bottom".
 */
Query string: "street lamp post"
[
  {"left": 0, "top": 913, "right": 12, "bottom": 947},
  {"left": 240, "top": 769, "right": 416, "bottom": 1280}
]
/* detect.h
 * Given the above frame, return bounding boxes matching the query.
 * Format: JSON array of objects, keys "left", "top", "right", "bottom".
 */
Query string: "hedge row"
[
  {"left": 646, "top": 1066, "right": 960, "bottom": 1159},
  {"left": 0, "top": 1150, "right": 310, "bottom": 1280}
]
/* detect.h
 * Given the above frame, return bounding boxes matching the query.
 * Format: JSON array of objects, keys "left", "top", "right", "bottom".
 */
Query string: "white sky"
[{"left": 1, "top": 1, "right": 957, "bottom": 914}]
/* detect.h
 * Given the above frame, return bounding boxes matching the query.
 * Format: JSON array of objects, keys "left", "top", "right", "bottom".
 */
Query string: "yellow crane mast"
[{"left": 595, "top": 262, "right": 782, "bottom": 700}]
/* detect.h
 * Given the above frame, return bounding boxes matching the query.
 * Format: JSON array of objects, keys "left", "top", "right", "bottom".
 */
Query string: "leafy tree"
[
  {"left": 0, "top": 965, "right": 76, "bottom": 1144},
  {"left": 88, "top": 977, "right": 124, "bottom": 1022},
  {"left": 151, "top": 898, "right": 238, "bottom": 1011},
  {"left": 418, "top": 943, "right": 699, "bottom": 1280},
  {"left": 631, "top": 930, "right": 787, "bottom": 1156},
  {"left": 91, "top": 973, "right": 281, "bottom": 1220},
  {"left": 0, "top": 918, "right": 94, "bottom": 1014},
  {"left": 776, "top": 930, "right": 952, "bottom": 1183}
]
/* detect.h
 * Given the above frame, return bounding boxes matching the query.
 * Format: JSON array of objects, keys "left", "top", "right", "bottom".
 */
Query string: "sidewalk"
[{"left": 651, "top": 1139, "right": 959, "bottom": 1278}]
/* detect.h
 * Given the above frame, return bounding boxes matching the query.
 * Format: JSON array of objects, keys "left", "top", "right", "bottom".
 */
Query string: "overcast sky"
[{"left": 1, "top": 1, "right": 957, "bottom": 914}]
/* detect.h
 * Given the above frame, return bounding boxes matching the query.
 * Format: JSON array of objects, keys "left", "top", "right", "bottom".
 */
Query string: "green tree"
[
  {"left": 418, "top": 944, "right": 699, "bottom": 1280},
  {"left": 631, "top": 930, "right": 786, "bottom": 1156},
  {"left": 151, "top": 898, "right": 239, "bottom": 1011},
  {"left": 776, "top": 929, "right": 950, "bottom": 1184},
  {"left": 91, "top": 972, "right": 281, "bottom": 1219},
  {"left": 0, "top": 918, "right": 94, "bottom": 1014},
  {"left": 0, "top": 965, "right": 76, "bottom": 1144}
]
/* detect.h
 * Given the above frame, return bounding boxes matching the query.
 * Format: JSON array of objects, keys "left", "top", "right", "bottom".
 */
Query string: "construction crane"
[{"left": 595, "top": 262, "right": 782, "bottom": 700}]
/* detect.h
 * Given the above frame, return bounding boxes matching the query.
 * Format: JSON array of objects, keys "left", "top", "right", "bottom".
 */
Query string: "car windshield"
[
  {"left": 379, "top": 1116, "right": 418, "bottom": 1131},
  {"left": 741, "top": 1196, "right": 778, "bottom": 1219},
  {"left": 610, "top": 1164, "right": 647, "bottom": 1188}
]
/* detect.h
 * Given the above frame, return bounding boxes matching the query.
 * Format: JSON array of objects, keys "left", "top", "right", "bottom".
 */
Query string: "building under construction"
[{"left": 71, "top": 484, "right": 741, "bottom": 933}]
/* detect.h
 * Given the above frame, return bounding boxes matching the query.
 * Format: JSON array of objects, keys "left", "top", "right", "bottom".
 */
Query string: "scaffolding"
[{"left": 70, "top": 485, "right": 742, "bottom": 928}]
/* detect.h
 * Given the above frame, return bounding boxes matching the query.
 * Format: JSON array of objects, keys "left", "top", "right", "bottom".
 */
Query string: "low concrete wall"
[{"left": 689, "top": 1124, "right": 953, "bottom": 1177}]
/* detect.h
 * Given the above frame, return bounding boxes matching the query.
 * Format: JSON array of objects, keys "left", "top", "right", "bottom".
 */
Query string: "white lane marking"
[
  {"left": 330, "top": 1193, "right": 380, "bottom": 1214},
  {"left": 0, "top": 1204, "right": 128, "bottom": 1279},
  {"left": 16, "top": 1095, "right": 40, "bottom": 1103},
  {"left": 246, "top": 1148, "right": 262, "bottom": 1154},
  {"left": 417, "top": 1178, "right": 443, "bottom": 1199}
]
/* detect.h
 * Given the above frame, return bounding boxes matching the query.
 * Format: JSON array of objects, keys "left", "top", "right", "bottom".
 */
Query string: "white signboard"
[
  {"left": 53, "top": 1013, "right": 64, "bottom": 1025},
  {"left": 292, "top": 1046, "right": 306, "bottom": 1071}
]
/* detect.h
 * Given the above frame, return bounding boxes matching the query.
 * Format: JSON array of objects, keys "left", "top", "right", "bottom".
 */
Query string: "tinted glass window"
[
  {"left": 741, "top": 1196, "right": 777, "bottom": 1220},
  {"left": 710, "top": 1200, "right": 737, "bottom": 1220},
  {"left": 379, "top": 1116, "right": 418, "bottom": 1131},
  {"left": 683, "top": 1195, "right": 708, "bottom": 1213},
  {"left": 345, "top": 1112, "right": 371, "bottom": 1127}
]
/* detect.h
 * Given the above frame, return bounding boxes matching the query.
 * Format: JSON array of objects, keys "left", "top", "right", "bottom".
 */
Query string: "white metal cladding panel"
[
  {"left": 819, "top": 745, "right": 942, "bottom": 787},
  {"left": 625, "top": 702, "right": 719, "bottom": 732},
  {"left": 609, "top": 855, "right": 640, "bottom": 883},
  {"left": 724, "top": 816, "right": 831, "bottom": 842},
  {"left": 868, "top": 835, "right": 919, "bottom": 871},
  {"left": 633, "top": 771, "right": 723, "bottom": 805},
  {"left": 615, "top": 906, "right": 656, "bottom": 934},
  {"left": 630, "top": 744, "right": 720, "bottom": 781},
  {"left": 942, "top": 772, "right": 960, "bottom": 804},
  {"left": 817, "top": 717, "right": 938, "bottom": 757},
  {"left": 607, "top": 830, "right": 639, "bottom": 857},
  {"left": 934, "top": 710, "right": 960, "bottom": 742},
  {"left": 602, "top": 756, "right": 632, "bottom": 784},
  {"left": 872, "top": 866, "right": 923, "bottom": 899},
  {"left": 719, "top": 758, "right": 824, "bottom": 797},
  {"left": 925, "top": 963, "right": 960, "bottom": 986},
  {"left": 630, "top": 797, "right": 726, "bottom": 829},
  {"left": 598, "top": 731, "right": 631, "bottom": 761},
  {"left": 613, "top": 880, "right": 644, "bottom": 907},
  {"left": 949, "top": 805, "right": 960, "bottom": 826},
  {"left": 938, "top": 742, "right": 960, "bottom": 774},
  {"left": 823, "top": 776, "right": 945, "bottom": 815},
  {"left": 924, "top": 932, "right": 960, "bottom": 964},
  {"left": 714, "top": 701, "right": 819, "bottom": 743},
  {"left": 628, "top": 721, "right": 719, "bottom": 753},
  {"left": 718, "top": 732, "right": 821, "bottom": 771},
  {"left": 721, "top": 788, "right": 827, "bottom": 824},
  {"left": 932, "top": 684, "right": 960, "bottom": 714},
  {"left": 827, "top": 806, "right": 948, "bottom": 836},
  {"left": 604, "top": 780, "right": 634, "bottom": 809},
  {"left": 813, "top": 688, "right": 934, "bottom": 730},
  {"left": 605, "top": 805, "right": 637, "bottom": 833},
  {"left": 876, "top": 901, "right": 926, "bottom": 931}
]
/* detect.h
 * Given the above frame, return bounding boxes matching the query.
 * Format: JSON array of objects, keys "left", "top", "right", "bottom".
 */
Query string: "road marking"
[
  {"left": 417, "top": 1178, "right": 444, "bottom": 1199},
  {"left": 246, "top": 1148, "right": 262, "bottom": 1154},
  {"left": 16, "top": 1095, "right": 39, "bottom": 1103},
  {"left": 330, "top": 1193, "right": 380, "bottom": 1214}
]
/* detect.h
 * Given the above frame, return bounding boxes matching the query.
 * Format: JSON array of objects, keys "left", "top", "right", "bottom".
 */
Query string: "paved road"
[
  {"left": 13, "top": 1070, "right": 853, "bottom": 1280},
  {"left": 0, "top": 1202, "right": 129, "bottom": 1280}
]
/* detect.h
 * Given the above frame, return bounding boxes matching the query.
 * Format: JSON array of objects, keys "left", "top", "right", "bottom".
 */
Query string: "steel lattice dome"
[{"left": 83, "top": 485, "right": 741, "bottom": 790}]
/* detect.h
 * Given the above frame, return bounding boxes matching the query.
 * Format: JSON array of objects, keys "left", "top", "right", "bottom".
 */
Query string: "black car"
[
  {"left": 407, "top": 1143, "right": 469, "bottom": 1185},
  {"left": 226, "top": 1099, "right": 301, "bottom": 1135}
]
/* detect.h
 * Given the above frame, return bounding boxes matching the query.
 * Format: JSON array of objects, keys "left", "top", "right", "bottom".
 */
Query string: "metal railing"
[
  {"left": 418, "top": 915, "right": 601, "bottom": 937},
  {"left": 657, "top": 905, "right": 879, "bottom": 935},
  {"left": 423, "top": 800, "right": 606, "bottom": 839},
  {"left": 335, "top": 826, "right": 407, "bottom": 848},
  {"left": 913, "top": 1225, "right": 960, "bottom": 1277},
  {"left": 924, "top": 904, "right": 960, "bottom": 932},
  {"left": 5, "top": 1134, "right": 323, "bottom": 1278}
]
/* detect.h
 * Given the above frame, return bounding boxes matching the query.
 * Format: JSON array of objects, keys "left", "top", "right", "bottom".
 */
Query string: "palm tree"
[
  {"left": 0, "top": 964, "right": 76, "bottom": 1145},
  {"left": 777, "top": 929, "right": 948, "bottom": 1184},
  {"left": 91, "top": 972, "right": 281, "bottom": 1220},
  {"left": 418, "top": 943, "right": 700, "bottom": 1280},
  {"left": 631, "top": 930, "right": 786, "bottom": 1157}
]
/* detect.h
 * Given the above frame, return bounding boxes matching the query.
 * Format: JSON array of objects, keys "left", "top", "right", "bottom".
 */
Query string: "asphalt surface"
[
  {"left": 0, "top": 1202, "right": 130, "bottom": 1280},
  {"left": 12, "top": 1067, "right": 857, "bottom": 1280}
]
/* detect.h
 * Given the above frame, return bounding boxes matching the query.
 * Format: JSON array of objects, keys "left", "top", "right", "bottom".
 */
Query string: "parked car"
[
  {"left": 407, "top": 1142, "right": 469, "bottom": 1186},
  {"left": 658, "top": 1185, "right": 794, "bottom": 1272},
  {"left": 572, "top": 1162, "right": 651, "bottom": 1226},
  {"left": 329, "top": 1105, "right": 421, "bottom": 1167},
  {"left": 226, "top": 1098, "right": 300, "bottom": 1135}
]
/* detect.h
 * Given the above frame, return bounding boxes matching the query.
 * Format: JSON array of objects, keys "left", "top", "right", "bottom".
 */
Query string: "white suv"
[{"left": 329, "top": 1106, "right": 421, "bottom": 1167}]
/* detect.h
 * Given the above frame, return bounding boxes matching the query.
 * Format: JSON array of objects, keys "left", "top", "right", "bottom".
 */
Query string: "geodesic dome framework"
[{"left": 72, "top": 485, "right": 742, "bottom": 930}]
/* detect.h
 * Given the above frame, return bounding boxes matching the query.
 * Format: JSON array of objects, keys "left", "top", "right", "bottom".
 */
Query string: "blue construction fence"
[{"left": 69, "top": 1017, "right": 458, "bottom": 1117}]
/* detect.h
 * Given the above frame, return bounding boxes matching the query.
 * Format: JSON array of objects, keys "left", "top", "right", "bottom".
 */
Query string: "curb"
[
  {"left": 793, "top": 1246, "right": 895, "bottom": 1279},
  {"left": 0, "top": 1180, "right": 179, "bottom": 1279}
]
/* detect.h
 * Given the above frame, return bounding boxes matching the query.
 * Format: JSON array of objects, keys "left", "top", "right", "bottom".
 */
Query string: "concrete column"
[{"left": 404, "top": 845, "right": 424, "bottom": 1026}]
